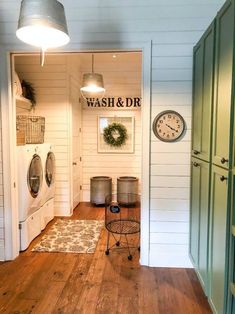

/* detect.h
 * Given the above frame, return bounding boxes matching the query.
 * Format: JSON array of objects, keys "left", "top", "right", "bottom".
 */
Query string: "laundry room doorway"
[{"left": 6, "top": 44, "right": 151, "bottom": 264}]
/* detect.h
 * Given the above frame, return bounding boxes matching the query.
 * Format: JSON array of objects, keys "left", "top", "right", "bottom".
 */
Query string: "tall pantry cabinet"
[
  {"left": 190, "top": 20, "right": 215, "bottom": 294},
  {"left": 190, "top": 0, "right": 235, "bottom": 313}
]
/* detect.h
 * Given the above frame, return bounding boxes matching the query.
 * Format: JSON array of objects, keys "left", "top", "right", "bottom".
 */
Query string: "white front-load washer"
[
  {"left": 17, "top": 144, "right": 44, "bottom": 221},
  {"left": 17, "top": 144, "right": 44, "bottom": 250}
]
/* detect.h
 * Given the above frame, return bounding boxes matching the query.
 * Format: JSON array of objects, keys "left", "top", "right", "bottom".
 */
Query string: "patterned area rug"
[{"left": 32, "top": 219, "right": 104, "bottom": 253}]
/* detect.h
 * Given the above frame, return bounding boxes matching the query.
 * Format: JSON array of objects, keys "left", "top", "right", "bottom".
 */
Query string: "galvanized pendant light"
[
  {"left": 80, "top": 54, "right": 105, "bottom": 100},
  {"left": 16, "top": 0, "right": 70, "bottom": 66}
]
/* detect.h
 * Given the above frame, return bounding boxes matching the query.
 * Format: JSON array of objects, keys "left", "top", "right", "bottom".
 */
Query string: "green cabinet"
[
  {"left": 229, "top": 252, "right": 235, "bottom": 313},
  {"left": 191, "top": 1, "right": 235, "bottom": 313},
  {"left": 190, "top": 158, "right": 210, "bottom": 293},
  {"left": 192, "top": 22, "right": 215, "bottom": 162},
  {"left": 209, "top": 165, "right": 230, "bottom": 314},
  {"left": 227, "top": 170, "right": 235, "bottom": 313},
  {"left": 212, "top": 0, "right": 234, "bottom": 169}
]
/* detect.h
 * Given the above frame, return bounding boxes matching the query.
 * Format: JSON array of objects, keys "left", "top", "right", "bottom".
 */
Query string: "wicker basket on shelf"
[{"left": 16, "top": 115, "right": 45, "bottom": 144}]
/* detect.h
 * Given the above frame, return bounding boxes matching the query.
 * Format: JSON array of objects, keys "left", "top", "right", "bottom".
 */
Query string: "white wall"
[
  {"left": 81, "top": 52, "right": 142, "bottom": 200},
  {"left": 82, "top": 109, "right": 141, "bottom": 200},
  {"left": 0, "top": 132, "right": 4, "bottom": 260},
  {"left": 15, "top": 55, "right": 74, "bottom": 216},
  {"left": 0, "top": 0, "right": 225, "bottom": 265},
  {"left": 15, "top": 52, "right": 141, "bottom": 211}
]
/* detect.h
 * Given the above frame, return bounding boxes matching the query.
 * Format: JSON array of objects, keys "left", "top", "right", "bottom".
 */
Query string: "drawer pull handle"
[
  {"left": 221, "top": 157, "right": 228, "bottom": 164},
  {"left": 193, "top": 150, "right": 200, "bottom": 155},
  {"left": 193, "top": 162, "right": 199, "bottom": 167},
  {"left": 72, "top": 162, "right": 77, "bottom": 165},
  {"left": 220, "top": 176, "right": 227, "bottom": 182}
]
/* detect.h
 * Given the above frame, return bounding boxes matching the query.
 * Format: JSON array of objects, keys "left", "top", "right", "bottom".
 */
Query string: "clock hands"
[{"left": 166, "top": 123, "right": 178, "bottom": 132}]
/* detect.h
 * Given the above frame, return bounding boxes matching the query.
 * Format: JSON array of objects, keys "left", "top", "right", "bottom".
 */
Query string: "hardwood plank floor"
[{"left": 0, "top": 202, "right": 212, "bottom": 314}]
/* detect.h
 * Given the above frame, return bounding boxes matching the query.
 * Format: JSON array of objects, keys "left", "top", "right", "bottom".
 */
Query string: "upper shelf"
[{"left": 16, "top": 95, "right": 32, "bottom": 112}]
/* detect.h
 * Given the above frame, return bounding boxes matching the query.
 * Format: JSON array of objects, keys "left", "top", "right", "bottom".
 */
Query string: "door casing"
[{"left": 0, "top": 42, "right": 151, "bottom": 265}]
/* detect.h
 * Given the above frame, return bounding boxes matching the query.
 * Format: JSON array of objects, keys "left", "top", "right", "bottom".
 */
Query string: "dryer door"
[
  {"left": 27, "top": 154, "right": 43, "bottom": 198},
  {"left": 45, "top": 152, "right": 56, "bottom": 187}
]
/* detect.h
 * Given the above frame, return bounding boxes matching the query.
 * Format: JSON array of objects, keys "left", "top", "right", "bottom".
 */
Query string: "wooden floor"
[{"left": 0, "top": 202, "right": 212, "bottom": 314}]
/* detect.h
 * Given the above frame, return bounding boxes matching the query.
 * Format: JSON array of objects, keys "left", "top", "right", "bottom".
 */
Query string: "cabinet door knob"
[
  {"left": 73, "top": 162, "right": 77, "bottom": 165},
  {"left": 220, "top": 175, "right": 227, "bottom": 182},
  {"left": 221, "top": 157, "right": 228, "bottom": 164},
  {"left": 193, "top": 150, "right": 200, "bottom": 155},
  {"left": 193, "top": 162, "right": 199, "bottom": 167}
]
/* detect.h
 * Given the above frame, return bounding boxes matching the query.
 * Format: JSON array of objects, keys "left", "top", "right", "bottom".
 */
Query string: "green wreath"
[{"left": 103, "top": 122, "right": 128, "bottom": 147}]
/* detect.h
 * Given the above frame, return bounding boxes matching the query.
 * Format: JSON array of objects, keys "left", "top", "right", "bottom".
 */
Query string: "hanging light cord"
[
  {"left": 92, "top": 54, "right": 94, "bottom": 73},
  {"left": 40, "top": 48, "right": 46, "bottom": 67}
]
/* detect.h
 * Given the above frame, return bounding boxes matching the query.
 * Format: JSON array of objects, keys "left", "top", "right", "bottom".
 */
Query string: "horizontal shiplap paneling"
[
  {"left": 0, "top": 0, "right": 224, "bottom": 264},
  {"left": 149, "top": 243, "right": 192, "bottom": 267},
  {"left": 82, "top": 110, "right": 141, "bottom": 199},
  {"left": 151, "top": 176, "right": 190, "bottom": 187},
  {"left": 15, "top": 55, "right": 71, "bottom": 216},
  {"left": 0, "top": 239, "right": 4, "bottom": 261},
  {"left": 150, "top": 210, "right": 189, "bottom": 222},
  {"left": 150, "top": 232, "right": 188, "bottom": 245},
  {"left": 81, "top": 52, "right": 142, "bottom": 200}
]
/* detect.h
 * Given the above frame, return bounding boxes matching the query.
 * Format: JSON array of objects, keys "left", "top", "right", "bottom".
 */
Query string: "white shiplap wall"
[
  {"left": 15, "top": 55, "right": 73, "bottom": 216},
  {"left": 82, "top": 110, "right": 141, "bottom": 200},
  {"left": 15, "top": 52, "right": 141, "bottom": 210},
  {"left": 0, "top": 129, "right": 4, "bottom": 260},
  {"left": 0, "top": 0, "right": 225, "bottom": 265},
  {"left": 81, "top": 52, "right": 142, "bottom": 200}
]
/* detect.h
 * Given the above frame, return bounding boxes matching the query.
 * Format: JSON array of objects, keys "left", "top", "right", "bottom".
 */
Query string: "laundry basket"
[
  {"left": 16, "top": 115, "right": 45, "bottom": 144},
  {"left": 105, "top": 193, "right": 140, "bottom": 260}
]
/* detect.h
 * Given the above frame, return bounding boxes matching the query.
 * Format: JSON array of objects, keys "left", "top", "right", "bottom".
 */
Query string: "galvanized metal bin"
[
  {"left": 117, "top": 176, "right": 139, "bottom": 205},
  {"left": 90, "top": 176, "right": 112, "bottom": 205}
]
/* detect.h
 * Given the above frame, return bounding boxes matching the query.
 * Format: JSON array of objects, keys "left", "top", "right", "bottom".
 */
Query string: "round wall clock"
[{"left": 152, "top": 110, "right": 186, "bottom": 142}]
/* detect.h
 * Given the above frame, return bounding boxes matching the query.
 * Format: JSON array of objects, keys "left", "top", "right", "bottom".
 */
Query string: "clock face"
[{"left": 153, "top": 110, "right": 185, "bottom": 142}]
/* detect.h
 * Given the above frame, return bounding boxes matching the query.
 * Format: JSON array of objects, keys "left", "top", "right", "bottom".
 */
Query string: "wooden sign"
[{"left": 84, "top": 97, "right": 141, "bottom": 108}]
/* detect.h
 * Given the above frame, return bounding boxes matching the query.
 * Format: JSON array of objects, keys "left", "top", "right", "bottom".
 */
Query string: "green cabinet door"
[
  {"left": 192, "top": 22, "right": 215, "bottom": 162},
  {"left": 190, "top": 158, "right": 200, "bottom": 266},
  {"left": 230, "top": 280, "right": 235, "bottom": 314},
  {"left": 190, "top": 157, "right": 210, "bottom": 293},
  {"left": 227, "top": 170, "right": 235, "bottom": 313},
  {"left": 209, "top": 165, "right": 230, "bottom": 313},
  {"left": 192, "top": 40, "right": 203, "bottom": 158},
  {"left": 212, "top": 0, "right": 234, "bottom": 169}
]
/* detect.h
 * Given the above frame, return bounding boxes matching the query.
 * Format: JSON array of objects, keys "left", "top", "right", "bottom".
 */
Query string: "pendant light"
[
  {"left": 80, "top": 54, "right": 105, "bottom": 100},
  {"left": 16, "top": 0, "right": 70, "bottom": 66}
]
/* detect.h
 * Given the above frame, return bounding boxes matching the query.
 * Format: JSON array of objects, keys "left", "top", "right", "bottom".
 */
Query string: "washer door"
[
  {"left": 27, "top": 154, "right": 43, "bottom": 198},
  {"left": 45, "top": 152, "right": 56, "bottom": 187}
]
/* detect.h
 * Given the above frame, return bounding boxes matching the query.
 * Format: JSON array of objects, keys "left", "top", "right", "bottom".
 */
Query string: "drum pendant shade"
[
  {"left": 80, "top": 54, "right": 105, "bottom": 99},
  {"left": 80, "top": 73, "right": 105, "bottom": 93},
  {"left": 16, "top": 0, "right": 70, "bottom": 50}
]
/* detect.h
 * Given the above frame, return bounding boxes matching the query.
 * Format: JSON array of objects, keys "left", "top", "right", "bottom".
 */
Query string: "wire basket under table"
[{"left": 105, "top": 193, "right": 140, "bottom": 260}]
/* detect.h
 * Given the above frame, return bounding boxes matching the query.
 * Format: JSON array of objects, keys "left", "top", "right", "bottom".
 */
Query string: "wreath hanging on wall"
[{"left": 103, "top": 122, "right": 128, "bottom": 147}]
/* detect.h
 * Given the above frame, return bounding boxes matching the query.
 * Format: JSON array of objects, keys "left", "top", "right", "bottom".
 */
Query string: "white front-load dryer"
[
  {"left": 44, "top": 145, "right": 56, "bottom": 203},
  {"left": 40, "top": 144, "right": 56, "bottom": 230},
  {"left": 40, "top": 144, "right": 55, "bottom": 205}
]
